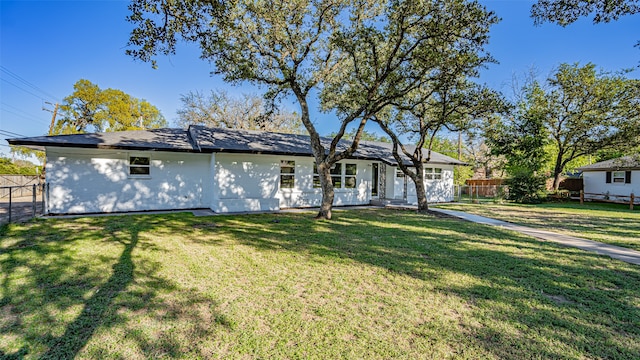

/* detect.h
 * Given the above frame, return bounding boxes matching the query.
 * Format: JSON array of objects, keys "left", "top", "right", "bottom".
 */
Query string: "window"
[
  {"left": 345, "top": 164, "right": 357, "bottom": 188},
  {"left": 330, "top": 163, "right": 342, "bottom": 188},
  {"left": 396, "top": 169, "right": 405, "bottom": 178},
  {"left": 613, "top": 171, "right": 625, "bottom": 183},
  {"left": 280, "top": 160, "right": 295, "bottom": 188},
  {"left": 425, "top": 167, "right": 442, "bottom": 180},
  {"left": 129, "top": 156, "right": 150, "bottom": 176},
  {"left": 315, "top": 162, "right": 357, "bottom": 188}
]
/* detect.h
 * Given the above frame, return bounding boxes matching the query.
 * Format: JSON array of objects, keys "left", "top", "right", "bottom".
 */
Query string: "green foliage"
[
  {"left": 429, "top": 136, "right": 474, "bottom": 185},
  {"left": 177, "top": 90, "right": 304, "bottom": 133},
  {"left": 531, "top": 0, "right": 640, "bottom": 26},
  {"left": 506, "top": 171, "right": 547, "bottom": 203},
  {"left": 529, "top": 63, "right": 640, "bottom": 188},
  {"left": 9, "top": 145, "right": 45, "bottom": 164},
  {"left": 0, "top": 156, "right": 41, "bottom": 175},
  {"left": 486, "top": 82, "right": 549, "bottom": 202},
  {"left": 126, "top": 0, "right": 500, "bottom": 218},
  {"left": 54, "top": 79, "right": 167, "bottom": 134}
]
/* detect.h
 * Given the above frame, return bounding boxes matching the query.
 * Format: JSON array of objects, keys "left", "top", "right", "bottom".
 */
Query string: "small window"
[
  {"left": 396, "top": 169, "right": 405, "bottom": 178},
  {"left": 331, "top": 163, "right": 342, "bottom": 188},
  {"left": 425, "top": 167, "right": 442, "bottom": 180},
  {"left": 612, "top": 171, "right": 625, "bottom": 183},
  {"left": 280, "top": 160, "right": 295, "bottom": 188},
  {"left": 345, "top": 164, "right": 357, "bottom": 188},
  {"left": 129, "top": 156, "right": 150, "bottom": 176}
]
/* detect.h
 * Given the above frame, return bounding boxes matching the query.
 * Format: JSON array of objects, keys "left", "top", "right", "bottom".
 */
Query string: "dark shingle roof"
[
  {"left": 6, "top": 128, "right": 196, "bottom": 152},
  {"left": 577, "top": 155, "right": 640, "bottom": 171},
  {"left": 7, "top": 126, "right": 466, "bottom": 166}
]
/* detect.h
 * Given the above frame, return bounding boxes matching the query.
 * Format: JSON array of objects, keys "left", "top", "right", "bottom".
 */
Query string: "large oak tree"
[
  {"left": 529, "top": 63, "right": 640, "bottom": 189},
  {"left": 177, "top": 90, "right": 304, "bottom": 133},
  {"left": 54, "top": 79, "right": 167, "bottom": 134},
  {"left": 127, "top": 0, "right": 497, "bottom": 219}
]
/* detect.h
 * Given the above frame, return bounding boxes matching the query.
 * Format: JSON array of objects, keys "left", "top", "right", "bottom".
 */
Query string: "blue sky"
[{"left": 1, "top": 0, "right": 639, "bottom": 157}]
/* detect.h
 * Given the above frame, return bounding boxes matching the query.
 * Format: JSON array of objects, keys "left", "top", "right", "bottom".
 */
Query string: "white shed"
[{"left": 578, "top": 155, "right": 640, "bottom": 204}]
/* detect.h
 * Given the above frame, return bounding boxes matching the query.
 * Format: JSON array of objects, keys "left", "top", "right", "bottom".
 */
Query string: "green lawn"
[
  {"left": 434, "top": 202, "right": 640, "bottom": 252},
  {"left": 1, "top": 209, "right": 639, "bottom": 359}
]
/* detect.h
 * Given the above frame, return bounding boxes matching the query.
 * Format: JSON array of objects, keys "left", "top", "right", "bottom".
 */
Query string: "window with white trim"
[
  {"left": 424, "top": 167, "right": 442, "bottom": 180},
  {"left": 345, "top": 164, "right": 357, "bottom": 189},
  {"left": 612, "top": 171, "right": 625, "bottom": 183},
  {"left": 280, "top": 160, "right": 295, "bottom": 188},
  {"left": 315, "top": 162, "right": 357, "bottom": 188},
  {"left": 129, "top": 156, "right": 150, "bottom": 176}
]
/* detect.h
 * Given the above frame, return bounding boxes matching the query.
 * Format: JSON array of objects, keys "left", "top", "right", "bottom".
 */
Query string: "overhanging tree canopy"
[
  {"left": 55, "top": 79, "right": 167, "bottom": 134},
  {"left": 126, "top": 0, "right": 498, "bottom": 219}
]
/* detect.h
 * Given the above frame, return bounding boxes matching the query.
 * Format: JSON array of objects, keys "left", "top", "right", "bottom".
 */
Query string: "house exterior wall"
[
  {"left": 211, "top": 153, "right": 373, "bottom": 213},
  {"left": 45, "top": 147, "right": 212, "bottom": 214},
  {"left": 44, "top": 147, "right": 458, "bottom": 214},
  {"left": 582, "top": 170, "right": 639, "bottom": 203},
  {"left": 391, "top": 165, "right": 455, "bottom": 204}
]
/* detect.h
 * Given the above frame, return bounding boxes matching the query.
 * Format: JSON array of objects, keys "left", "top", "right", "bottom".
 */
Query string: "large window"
[
  {"left": 280, "top": 160, "right": 295, "bottom": 188},
  {"left": 315, "top": 162, "right": 357, "bottom": 188},
  {"left": 129, "top": 156, "right": 150, "bottom": 176},
  {"left": 425, "top": 167, "right": 442, "bottom": 180}
]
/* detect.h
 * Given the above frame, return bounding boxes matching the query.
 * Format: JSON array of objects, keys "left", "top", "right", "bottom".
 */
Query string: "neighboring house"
[
  {"left": 577, "top": 155, "right": 640, "bottom": 203},
  {"left": 7, "top": 126, "right": 465, "bottom": 214}
]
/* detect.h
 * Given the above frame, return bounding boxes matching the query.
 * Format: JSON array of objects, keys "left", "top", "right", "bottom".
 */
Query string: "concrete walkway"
[{"left": 430, "top": 207, "right": 640, "bottom": 266}]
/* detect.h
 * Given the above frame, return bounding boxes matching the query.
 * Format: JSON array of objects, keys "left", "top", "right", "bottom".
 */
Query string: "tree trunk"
[
  {"left": 292, "top": 87, "right": 335, "bottom": 220},
  {"left": 411, "top": 161, "right": 429, "bottom": 211},
  {"left": 315, "top": 162, "right": 334, "bottom": 220},
  {"left": 552, "top": 152, "right": 564, "bottom": 190},
  {"left": 552, "top": 171, "right": 562, "bottom": 191}
]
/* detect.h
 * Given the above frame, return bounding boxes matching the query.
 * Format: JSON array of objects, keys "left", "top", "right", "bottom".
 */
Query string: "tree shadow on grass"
[
  {"left": 0, "top": 214, "right": 229, "bottom": 359},
  {"left": 199, "top": 209, "right": 640, "bottom": 359}
]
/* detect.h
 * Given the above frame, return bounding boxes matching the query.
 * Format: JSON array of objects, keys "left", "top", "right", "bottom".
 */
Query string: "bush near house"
[{"left": 0, "top": 157, "right": 41, "bottom": 175}]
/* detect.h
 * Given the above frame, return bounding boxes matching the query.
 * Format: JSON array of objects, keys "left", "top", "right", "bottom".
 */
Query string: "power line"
[
  {"left": 1, "top": 109, "right": 50, "bottom": 126},
  {"left": 0, "top": 66, "right": 60, "bottom": 102},
  {"left": 0, "top": 129, "right": 27, "bottom": 137},
  {"left": 1, "top": 78, "right": 45, "bottom": 100},
  {"left": 1, "top": 103, "right": 50, "bottom": 125}
]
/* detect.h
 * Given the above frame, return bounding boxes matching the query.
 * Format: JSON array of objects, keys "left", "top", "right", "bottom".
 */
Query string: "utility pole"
[
  {"left": 457, "top": 131, "right": 462, "bottom": 160},
  {"left": 44, "top": 102, "right": 59, "bottom": 135},
  {"left": 41, "top": 102, "right": 59, "bottom": 179}
]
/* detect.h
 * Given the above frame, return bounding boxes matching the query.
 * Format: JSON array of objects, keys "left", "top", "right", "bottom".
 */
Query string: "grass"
[
  {"left": 1, "top": 209, "right": 639, "bottom": 359},
  {"left": 434, "top": 201, "right": 640, "bottom": 252}
]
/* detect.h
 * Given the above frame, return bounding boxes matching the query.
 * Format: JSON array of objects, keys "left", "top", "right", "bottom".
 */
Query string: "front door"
[{"left": 371, "top": 163, "right": 379, "bottom": 198}]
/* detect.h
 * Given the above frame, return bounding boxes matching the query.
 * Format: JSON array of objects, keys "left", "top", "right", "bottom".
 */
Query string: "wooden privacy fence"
[
  {"left": 464, "top": 179, "right": 506, "bottom": 197},
  {"left": 0, "top": 175, "right": 42, "bottom": 198},
  {"left": 579, "top": 190, "right": 637, "bottom": 210}
]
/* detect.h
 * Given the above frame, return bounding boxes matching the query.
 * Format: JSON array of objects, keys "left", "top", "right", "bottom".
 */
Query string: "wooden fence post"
[
  {"left": 580, "top": 190, "right": 584, "bottom": 205},
  {"left": 631, "top": 193, "right": 635, "bottom": 211}
]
